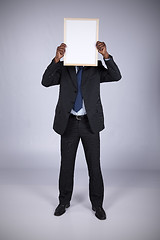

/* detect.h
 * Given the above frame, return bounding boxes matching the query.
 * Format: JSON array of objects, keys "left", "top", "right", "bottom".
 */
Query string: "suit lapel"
[
  {"left": 82, "top": 66, "right": 90, "bottom": 86},
  {"left": 67, "top": 66, "right": 77, "bottom": 88},
  {"left": 67, "top": 66, "right": 91, "bottom": 88}
]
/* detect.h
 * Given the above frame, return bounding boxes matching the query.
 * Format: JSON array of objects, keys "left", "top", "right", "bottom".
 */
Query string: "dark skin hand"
[
  {"left": 96, "top": 41, "right": 109, "bottom": 59},
  {"left": 54, "top": 41, "right": 109, "bottom": 63},
  {"left": 54, "top": 43, "right": 66, "bottom": 63}
]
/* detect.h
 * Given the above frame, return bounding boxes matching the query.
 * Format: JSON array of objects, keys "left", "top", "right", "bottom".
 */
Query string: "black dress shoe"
[
  {"left": 54, "top": 203, "right": 70, "bottom": 216},
  {"left": 92, "top": 206, "right": 106, "bottom": 220}
]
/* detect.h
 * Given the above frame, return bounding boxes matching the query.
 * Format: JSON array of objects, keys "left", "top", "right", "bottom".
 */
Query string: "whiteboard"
[{"left": 64, "top": 18, "right": 99, "bottom": 66}]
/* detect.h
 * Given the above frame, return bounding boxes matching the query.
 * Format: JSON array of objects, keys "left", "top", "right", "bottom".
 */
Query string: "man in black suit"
[{"left": 42, "top": 41, "right": 121, "bottom": 220}]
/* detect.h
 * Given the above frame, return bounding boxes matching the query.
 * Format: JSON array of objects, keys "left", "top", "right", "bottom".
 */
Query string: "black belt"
[{"left": 70, "top": 114, "right": 87, "bottom": 121}]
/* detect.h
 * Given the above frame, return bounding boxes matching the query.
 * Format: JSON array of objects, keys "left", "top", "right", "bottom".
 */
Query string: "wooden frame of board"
[{"left": 64, "top": 18, "right": 99, "bottom": 66}]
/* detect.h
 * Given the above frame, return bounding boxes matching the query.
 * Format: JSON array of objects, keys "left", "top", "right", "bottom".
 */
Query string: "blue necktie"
[{"left": 73, "top": 66, "right": 83, "bottom": 112}]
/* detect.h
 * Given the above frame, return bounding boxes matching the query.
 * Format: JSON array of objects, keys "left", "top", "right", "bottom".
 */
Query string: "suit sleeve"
[
  {"left": 98, "top": 55, "right": 122, "bottom": 83},
  {"left": 41, "top": 59, "right": 63, "bottom": 87}
]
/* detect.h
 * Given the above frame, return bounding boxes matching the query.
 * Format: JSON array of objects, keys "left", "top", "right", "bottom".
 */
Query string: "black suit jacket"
[{"left": 41, "top": 55, "right": 121, "bottom": 135}]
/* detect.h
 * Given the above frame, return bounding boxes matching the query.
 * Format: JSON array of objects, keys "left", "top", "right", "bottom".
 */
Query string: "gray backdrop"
[{"left": 0, "top": 0, "right": 160, "bottom": 171}]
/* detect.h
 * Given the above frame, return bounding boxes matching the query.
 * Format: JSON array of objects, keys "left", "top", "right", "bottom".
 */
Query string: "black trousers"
[{"left": 58, "top": 114, "right": 104, "bottom": 208}]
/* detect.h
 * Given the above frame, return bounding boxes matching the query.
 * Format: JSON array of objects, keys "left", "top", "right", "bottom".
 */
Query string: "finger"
[
  {"left": 57, "top": 50, "right": 64, "bottom": 55},
  {"left": 96, "top": 41, "right": 102, "bottom": 46},
  {"left": 58, "top": 46, "right": 66, "bottom": 51},
  {"left": 97, "top": 45, "right": 106, "bottom": 52},
  {"left": 99, "top": 45, "right": 105, "bottom": 50},
  {"left": 58, "top": 45, "right": 66, "bottom": 49},
  {"left": 97, "top": 42, "right": 105, "bottom": 48},
  {"left": 96, "top": 41, "right": 104, "bottom": 46},
  {"left": 57, "top": 47, "right": 66, "bottom": 53},
  {"left": 58, "top": 44, "right": 66, "bottom": 49},
  {"left": 97, "top": 41, "right": 105, "bottom": 46},
  {"left": 97, "top": 46, "right": 104, "bottom": 52},
  {"left": 58, "top": 50, "right": 65, "bottom": 55},
  {"left": 60, "top": 43, "right": 67, "bottom": 47},
  {"left": 96, "top": 44, "right": 105, "bottom": 51}
]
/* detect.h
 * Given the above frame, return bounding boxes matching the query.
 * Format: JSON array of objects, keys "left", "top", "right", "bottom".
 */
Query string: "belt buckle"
[{"left": 76, "top": 115, "right": 81, "bottom": 120}]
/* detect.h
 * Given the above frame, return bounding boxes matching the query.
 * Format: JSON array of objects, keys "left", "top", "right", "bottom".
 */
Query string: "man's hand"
[
  {"left": 96, "top": 41, "right": 109, "bottom": 59},
  {"left": 54, "top": 43, "right": 66, "bottom": 63}
]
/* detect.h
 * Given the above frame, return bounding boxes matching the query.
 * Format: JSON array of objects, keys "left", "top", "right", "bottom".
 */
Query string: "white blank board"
[{"left": 64, "top": 18, "right": 99, "bottom": 66}]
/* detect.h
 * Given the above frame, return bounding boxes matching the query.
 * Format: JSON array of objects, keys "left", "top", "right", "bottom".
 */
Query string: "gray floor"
[{"left": 0, "top": 169, "right": 160, "bottom": 240}]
